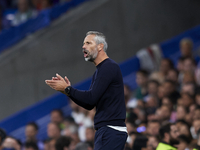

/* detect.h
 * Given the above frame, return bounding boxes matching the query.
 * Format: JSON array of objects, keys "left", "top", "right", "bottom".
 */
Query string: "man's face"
[
  {"left": 167, "top": 70, "right": 178, "bottom": 82},
  {"left": 193, "top": 120, "right": 200, "bottom": 134},
  {"left": 82, "top": 35, "right": 98, "bottom": 62},
  {"left": 85, "top": 128, "right": 95, "bottom": 141},
  {"left": 169, "top": 125, "right": 180, "bottom": 145},
  {"left": 25, "top": 125, "right": 37, "bottom": 139},
  {"left": 136, "top": 73, "right": 147, "bottom": 87},
  {"left": 47, "top": 123, "right": 60, "bottom": 138},
  {"left": 181, "top": 43, "right": 192, "bottom": 57},
  {"left": 148, "top": 83, "right": 158, "bottom": 96},
  {"left": 160, "top": 60, "right": 171, "bottom": 74},
  {"left": 163, "top": 82, "right": 174, "bottom": 96},
  {"left": 160, "top": 105, "right": 171, "bottom": 121},
  {"left": 147, "top": 122, "right": 160, "bottom": 136},
  {"left": 51, "top": 111, "right": 63, "bottom": 124},
  {"left": 176, "top": 106, "right": 187, "bottom": 120},
  {"left": 147, "top": 136, "right": 158, "bottom": 150},
  {"left": 183, "top": 59, "right": 195, "bottom": 72}
]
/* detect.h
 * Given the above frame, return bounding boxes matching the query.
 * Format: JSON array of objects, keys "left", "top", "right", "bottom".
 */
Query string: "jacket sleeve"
[{"left": 69, "top": 65, "right": 115, "bottom": 110}]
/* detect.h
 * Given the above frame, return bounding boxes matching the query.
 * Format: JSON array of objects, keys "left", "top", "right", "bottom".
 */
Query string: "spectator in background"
[
  {"left": 159, "top": 105, "right": 172, "bottom": 123},
  {"left": 147, "top": 80, "right": 159, "bottom": 98},
  {"left": 124, "top": 84, "right": 132, "bottom": 106},
  {"left": 179, "top": 57, "right": 196, "bottom": 84},
  {"left": 183, "top": 57, "right": 196, "bottom": 74},
  {"left": 191, "top": 119, "right": 200, "bottom": 140},
  {"left": 62, "top": 123, "right": 80, "bottom": 149},
  {"left": 132, "top": 135, "right": 148, "bottom": 150},
  {"left": 177, "top": 135, "right": 190, "bottom": 150},
  {"left": 24, "top": 122, "right": 44, "bottom": 150},
  {"left": 181, "top": 82, "right": 196, "bottom": 96},
  {"left": 146, "top": 135, "right": 159, "bottom": 150},
  {"left": 135, "top": 69, "right": 149, "bottom": 100},
  {"left": 40, "top": 0, "right": 53, "bottom": 10},
  {"left": 176, "top": 105, "right": 188, "bottom": 121},
  {"left": 180, "top": 38, "right": 193, "bottom": 58},
  {"left": 55, "top": 136, "right": 71, "bottom": 150},
  {"left": 75, "top": 142, "right": 93, "bottom": 150},
  {"left": 85, "top": 127, "right": 95, "bottom": 143},
  {"left": 24, "top": 141, "right": 39, "bottom": 150},
  {"left": 146, "top": 120, "right": 160, "bottom": 136},
  {"left": 195, "top": 91, "right": 200, "bottom": 106},
  {"left": 12, "top": 0, "right": 38, "bottom": 26},
  {"left": 177, "top": 56, "right": 185, "bottom": 73},
  {"left": 166, "top": 69, "right": 179, "bottom": 85},
  {"left": 47, "top": 122, "right": 61, "bottom": 139},
  {"left": 179, "top": 92, "right": 194, "bottom": 108},
  {"left": 51, "top": 109, "right": 65, "bottom": 130},
  {"left": 1, "top": 136, "right": 22, "bottom": 150},
  {"left": 0, "top": 128, "right": 6, "bottom": 145},
  {"left": 150, "top": 58, "right": 174, "bottom": 84},
  {"left": 162, "top": 80, "right": 180, "bottom": 104},
  {"left": 156, "top": 123, "right": 180, "bottom": 149},
  {"left": 31, "top": 0, "right": 41, "bottom": 10}
]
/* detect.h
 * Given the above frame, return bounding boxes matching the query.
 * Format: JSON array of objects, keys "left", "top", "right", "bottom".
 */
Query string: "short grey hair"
[{"left": 86, "top": 31, "right": 108, "bottom": 51}]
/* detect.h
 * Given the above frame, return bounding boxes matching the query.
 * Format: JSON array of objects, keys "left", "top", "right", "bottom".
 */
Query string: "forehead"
[
  {"left": 84, "top": 34, "right": 96, "bottom": 42},
  {"left": 170, "top": 125, "right": 177, "bottom": 130}
]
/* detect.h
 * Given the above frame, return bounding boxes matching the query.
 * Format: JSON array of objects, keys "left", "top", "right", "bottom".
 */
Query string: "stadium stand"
[{"left": 0, "top": 0, "right": 90, "bottom": 53}]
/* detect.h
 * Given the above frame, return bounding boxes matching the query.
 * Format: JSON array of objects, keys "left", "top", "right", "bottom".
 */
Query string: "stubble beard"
[
  {"left": 169, "top": 135, "right": 180, "bottom": 146},
  {"left": 84, "top": 47, "right": 98, "bottom": 62}
]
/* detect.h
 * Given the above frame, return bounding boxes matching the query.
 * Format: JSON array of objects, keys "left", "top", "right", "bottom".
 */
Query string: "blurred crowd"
[
  {"left": 123, "top": 38, "right": 200, "bottom": 150},
  {"left": 0, "top": 0, "right": 72, "bottom": 31},
  {"left": 0, "top": 38, "right": 200, "bottom": 150}
]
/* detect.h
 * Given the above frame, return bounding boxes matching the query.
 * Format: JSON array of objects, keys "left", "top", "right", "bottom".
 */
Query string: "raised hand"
[{"left": 45, "top": 73, "right": 71, "bottom": 93}]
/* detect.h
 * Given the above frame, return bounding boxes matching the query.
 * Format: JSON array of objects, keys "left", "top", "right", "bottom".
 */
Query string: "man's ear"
[{"left": 98, "top": 43, "right": 104, "bottom": 51}]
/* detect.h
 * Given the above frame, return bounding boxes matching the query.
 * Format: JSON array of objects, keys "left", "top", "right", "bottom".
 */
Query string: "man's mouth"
[{"left": 83, "top": 50, "right": 89, "bottom": 58}]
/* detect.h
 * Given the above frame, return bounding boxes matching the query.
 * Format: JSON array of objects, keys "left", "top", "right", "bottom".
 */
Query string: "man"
[
  {"left": 45, "top": 31, "right": 128, "bottom": 150},
  {"left": 12, "top": 0, "right": 37, "bottom": 26},
  {"left": 156, "top": 123, "right": 180, "bottom": 150},
  {"left": 179, "top": 38, "right": 193, "bottom": 58},
  {"left": 24, "top": 122, "right": 44, "bottom": 150},
  {"left": 51, "top": 109, "right": 65, "bottom": 130},
  {"left": 47, "top": 122, "right": 61, "bottom": 140},
  {"left": 24, "top": 142, "right": 39, "bottom": 150},
  {"left": 0, "top": 128, "right": 6, "bottom": 146},
  {"left": 146, "top": 120, "right": 160, "bottom": 136},
  {"left": 1, "top": 136, "right": 22, "bottom": 150},
  {"left": 55, "top": 136, "right": 71, "bottom": 150},
  {"left": 75, "top": 142, "right": 93, "bottom": 150}
]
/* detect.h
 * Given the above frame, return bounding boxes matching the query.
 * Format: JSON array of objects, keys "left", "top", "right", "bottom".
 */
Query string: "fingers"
[
  {"left": 56, "top": 73, "right": 64, "bottom": 81},
  {"left": 52, "top": 77, "right": 59, "bottom": 80},
  {"left": 65, "top": 76, "right": 71, "bottom": 86},
  {"left": 45, "top": 80, "right": 57, "bottom": 83}
]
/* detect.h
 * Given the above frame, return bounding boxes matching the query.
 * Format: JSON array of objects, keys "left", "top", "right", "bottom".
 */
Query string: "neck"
[
  {"left": 163, "top": 138, "right": 169, "bottom": 144},
  {"left": 93, "top": 52, "right": 109, "bottom": 66},
  {"left": 27, "top": 137, "right": 36, "bottom": 142}
]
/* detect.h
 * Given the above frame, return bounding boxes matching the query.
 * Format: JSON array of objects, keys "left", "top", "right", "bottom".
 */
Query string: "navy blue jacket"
[{"left": 69, "top": 58, "right": 126, "bottom": 129}]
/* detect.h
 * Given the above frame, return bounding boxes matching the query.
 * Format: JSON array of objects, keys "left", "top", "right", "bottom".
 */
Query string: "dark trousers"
[{"left": 94, "top": 126, "right": 128, "bottom": 150}]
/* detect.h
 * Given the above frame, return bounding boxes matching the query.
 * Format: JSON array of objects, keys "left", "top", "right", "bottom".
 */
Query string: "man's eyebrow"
[{"left": 83, "top": 41, "right": 91, "bottom": 44}]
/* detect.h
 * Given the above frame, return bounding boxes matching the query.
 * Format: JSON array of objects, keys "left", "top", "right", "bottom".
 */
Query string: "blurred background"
[{"left": 0, "top": 0, "right": 200, "bottom": 150}]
